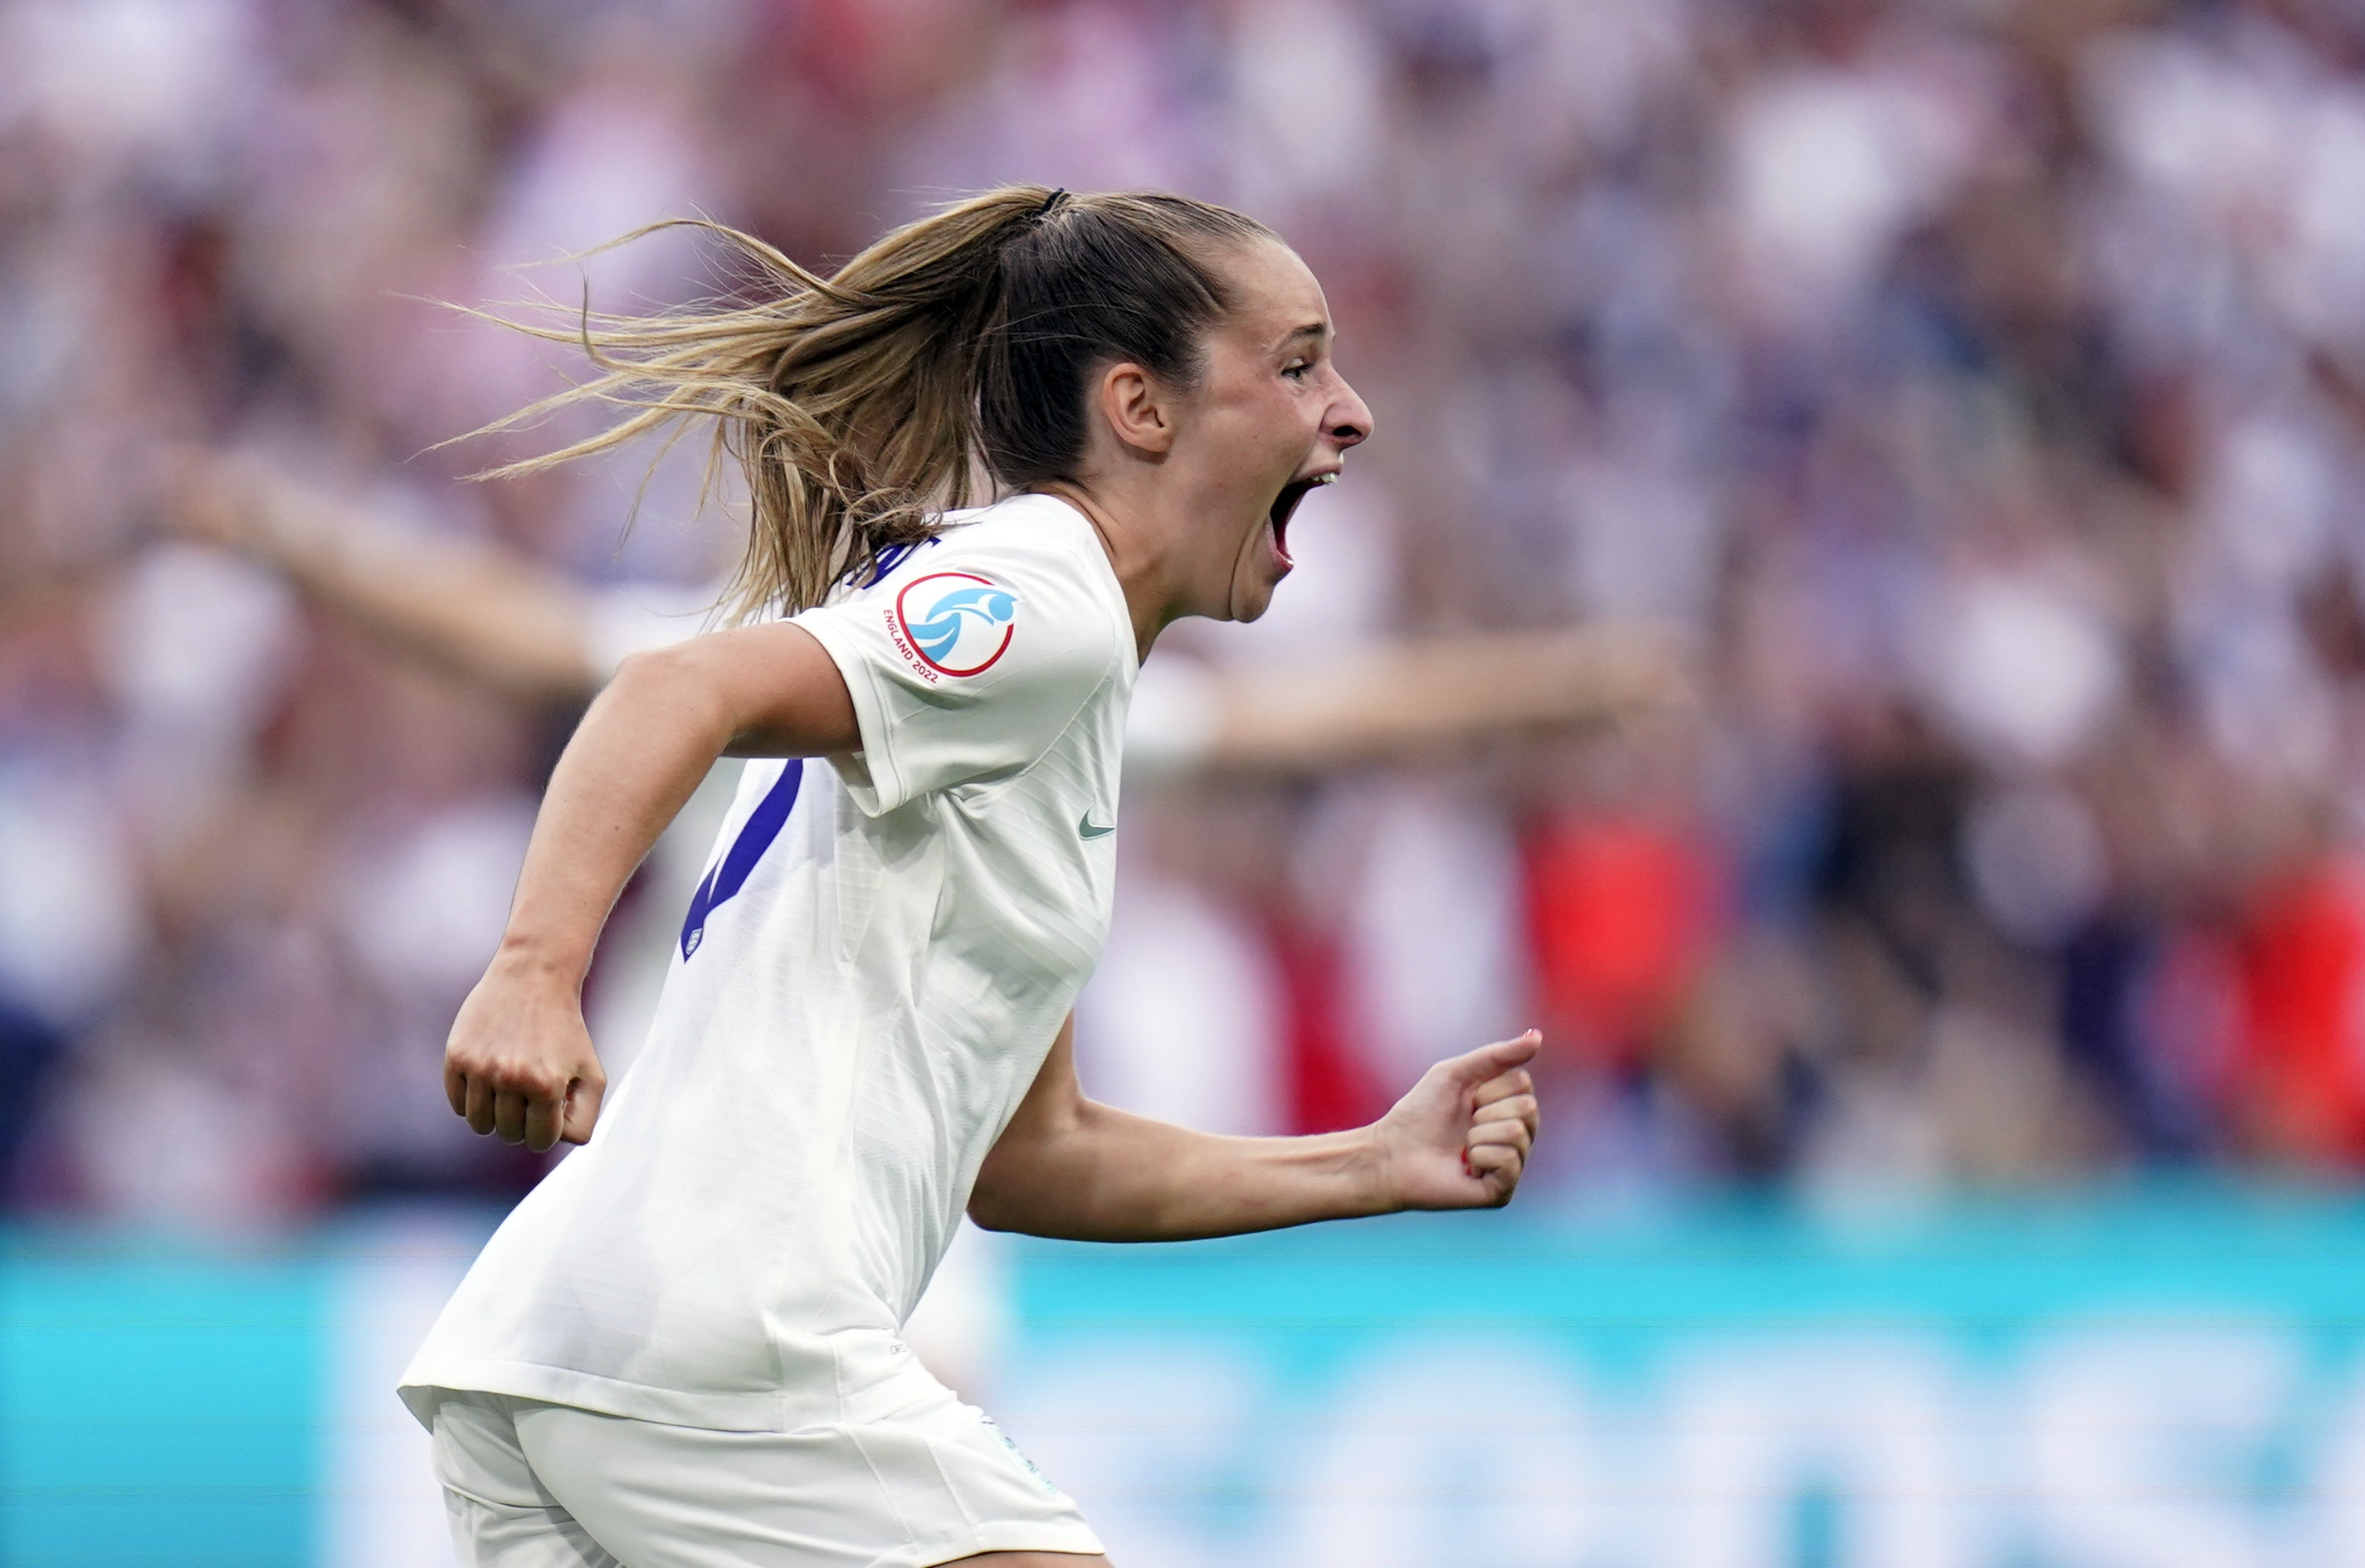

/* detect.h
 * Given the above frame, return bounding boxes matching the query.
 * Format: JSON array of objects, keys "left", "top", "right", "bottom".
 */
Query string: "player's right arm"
[{"left": 441, "top": 624, "right": 860, "bottom": 1152}]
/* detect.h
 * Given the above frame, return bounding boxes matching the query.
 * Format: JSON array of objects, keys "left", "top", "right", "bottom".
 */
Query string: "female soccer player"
[{"left": 400, "top": 187, "right": 1543, "bottom": 1568}]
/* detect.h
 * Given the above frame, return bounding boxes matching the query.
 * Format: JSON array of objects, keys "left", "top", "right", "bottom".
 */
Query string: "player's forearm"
[
  {"left": 969, "top": 1101, "right": 1397, "bottom": 1242},
  {"left": 490, "top": 650, "right": 738, "bottom": 987}
]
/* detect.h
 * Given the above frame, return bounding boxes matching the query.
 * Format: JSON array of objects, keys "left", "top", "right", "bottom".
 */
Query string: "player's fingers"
[
  {"left": 1473, "top": 1068, "right": 1534, "bottom": 1109},
  {"left": 1470, "top": 1109, "right": 1534, "bottom": 1159},
  {"left": 489, "top": 1088, "right": 529, "bottom": 1145},
  {"left": 493, "top": 1088, "right": 530, "bottom": 1146},
  {"left": 1473, "top": 1093, "right": 1539, "bottom": 1137},
  {"left": 560, "top": 1071, "right": 606, "bottom": 1147},
  {"left": 464, "top": 1074, "right": 495, "bottom": 1136},
  {"left": 1468, "top": 1141, "right": 1524, "bottom": 1184},
  {"left": 1453, "top": 1029, "right": 1541, "bottom": 1084},
  {"left": 523, "top": 1093, "right": 561, "bottom": 1154},
  {"left": 446, "top": 1063, "right": 470, "bottom": 1119}
]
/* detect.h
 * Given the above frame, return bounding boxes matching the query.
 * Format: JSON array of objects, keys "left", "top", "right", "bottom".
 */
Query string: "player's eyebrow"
[{"left": 1271, "top": 321, "right": 1331, "bottom": 354}]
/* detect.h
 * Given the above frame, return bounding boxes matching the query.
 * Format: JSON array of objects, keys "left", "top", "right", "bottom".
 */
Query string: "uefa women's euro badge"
[{"left": 889, "top": 572, "right": 1019, "bottom": 679}]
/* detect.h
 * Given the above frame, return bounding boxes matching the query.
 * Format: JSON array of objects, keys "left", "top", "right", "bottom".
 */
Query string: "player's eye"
[{"left": 1282, "top": 360, "right": 1313, "bottom": 381}]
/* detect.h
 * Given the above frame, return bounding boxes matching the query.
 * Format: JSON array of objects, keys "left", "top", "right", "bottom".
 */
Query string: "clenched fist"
[
  {"left": 1371, "top": 1030, "right": 1543, "bottom": 1210},
  {"left": 443, "top": 960, "right": 607, "bottom": 1154}
]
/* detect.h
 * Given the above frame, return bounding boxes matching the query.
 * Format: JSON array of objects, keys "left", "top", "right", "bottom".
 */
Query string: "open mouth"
[{"left": 1266, "top": 471, "right": 1336, "bottom": 568}]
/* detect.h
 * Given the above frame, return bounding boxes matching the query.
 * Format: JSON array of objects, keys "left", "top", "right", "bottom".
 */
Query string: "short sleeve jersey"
[{"left": 400, "top": 494, "right": 1136, "bottom": 1432}]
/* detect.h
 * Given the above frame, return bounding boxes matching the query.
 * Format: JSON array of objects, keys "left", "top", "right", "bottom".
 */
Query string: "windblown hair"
[{"left": 469, "top": 186, "right": 1275, "bottom": 620}]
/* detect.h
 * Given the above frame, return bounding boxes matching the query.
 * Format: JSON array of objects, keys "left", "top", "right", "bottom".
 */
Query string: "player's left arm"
[{"left": 967, "top": 1015, "right": 1541, "bottom": 1241}]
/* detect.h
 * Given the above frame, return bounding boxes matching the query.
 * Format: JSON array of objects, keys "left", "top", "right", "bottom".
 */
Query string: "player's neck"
[{"left": 1028, "top": 477, "right": 1190, "bottom": 660}]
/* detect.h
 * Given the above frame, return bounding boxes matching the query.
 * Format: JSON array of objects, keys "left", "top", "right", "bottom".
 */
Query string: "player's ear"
[{"left": 1097, "top": 361, "right": 1176, "bottom": 457}]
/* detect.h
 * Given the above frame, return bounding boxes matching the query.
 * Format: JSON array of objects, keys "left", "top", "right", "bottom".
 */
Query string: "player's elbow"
[
  {"left": 963, "top": 1186, "right": 1021, "bottom": 1234},
  {"left": 964, "top": 1154, "right": 1044, "bottom": 1234},
  {"left": 967, "top": 1103, "right": 1092, "bottom": 1234}
]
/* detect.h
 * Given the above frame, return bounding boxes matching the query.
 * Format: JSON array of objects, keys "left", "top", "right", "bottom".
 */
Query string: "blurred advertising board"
[
  {"left": 997, "top": 1193, "right": 2365, "bottom": 1568},
  {"left": 7, "top": 1191, "right": 2365, "bottom": 1567}
]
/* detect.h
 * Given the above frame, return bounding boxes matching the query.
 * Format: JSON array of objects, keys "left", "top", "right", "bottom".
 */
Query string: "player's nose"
[{"left": 1329, "top": 377, "right": 1373, "bottom": 450}]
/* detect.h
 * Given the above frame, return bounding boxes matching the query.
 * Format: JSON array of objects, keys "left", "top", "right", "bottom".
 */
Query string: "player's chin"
[{"left": 1226, "top": 550, "right": 1286, "bottom": 622}]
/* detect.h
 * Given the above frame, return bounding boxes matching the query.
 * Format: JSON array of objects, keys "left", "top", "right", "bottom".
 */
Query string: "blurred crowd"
[{"left": 3, "top": 0, "right": 2364, "bottom": 1226}]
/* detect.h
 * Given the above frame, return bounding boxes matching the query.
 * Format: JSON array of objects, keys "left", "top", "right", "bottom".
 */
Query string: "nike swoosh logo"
[{"left": 1079, "top": 811, "right": 1116, "bottom": 840}]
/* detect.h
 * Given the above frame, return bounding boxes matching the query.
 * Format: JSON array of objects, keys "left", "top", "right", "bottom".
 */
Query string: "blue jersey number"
[{"left": 680, "top": 761, "right": 803, "bottom": 959}]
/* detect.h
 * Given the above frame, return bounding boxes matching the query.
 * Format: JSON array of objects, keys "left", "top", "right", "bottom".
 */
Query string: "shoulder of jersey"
[
  {"left": 942, "top": 494, "right": 1096, "bottom": 559},
  {"left": 874, "top": 497, "right": 1112, "bottom": 681}
]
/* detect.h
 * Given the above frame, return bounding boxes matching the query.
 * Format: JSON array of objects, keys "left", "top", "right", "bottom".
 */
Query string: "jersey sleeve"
[{"left": 790, "top": 524, "right": 1126, "bottom": 815}]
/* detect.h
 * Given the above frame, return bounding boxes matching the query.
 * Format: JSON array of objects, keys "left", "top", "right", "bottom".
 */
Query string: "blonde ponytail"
[{"left": 465, "top": 186, "right": 1271, "bottom": 619}]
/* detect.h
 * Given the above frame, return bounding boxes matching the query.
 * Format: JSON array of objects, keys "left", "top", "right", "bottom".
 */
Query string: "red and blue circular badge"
[{"left": 893, "top": 572, "right": 1019, "bottom": 676}]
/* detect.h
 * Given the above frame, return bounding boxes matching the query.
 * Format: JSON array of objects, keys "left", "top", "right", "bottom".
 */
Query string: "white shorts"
[{"left": 427, "top": 1386, "right": 1105, "bottom": 1568}]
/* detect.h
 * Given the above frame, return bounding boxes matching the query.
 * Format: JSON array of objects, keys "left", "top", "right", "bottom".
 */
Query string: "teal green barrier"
[
  {"left": 0, "top": 1243, "right": 325, "bottom": 1568},
  {"left": 992, "top": 1190, "right": 2365, "bottom": 1568},
  {"left": 7, "top": 1189, "right": 2365, "bottom": 1568},
  {"left": 1011, "top": 1187, "right": 2365, "bottom": 1332}
]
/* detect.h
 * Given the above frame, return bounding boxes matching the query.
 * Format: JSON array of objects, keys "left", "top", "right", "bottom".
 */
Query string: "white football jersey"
[{"left": 400, "top": 494, "right": 1136, "bottom": 1432}]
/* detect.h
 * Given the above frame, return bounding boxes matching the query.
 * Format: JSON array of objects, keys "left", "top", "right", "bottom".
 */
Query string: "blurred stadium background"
[{"left": 5, "top": 0, "right": 2365, "bottom": 1564}]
